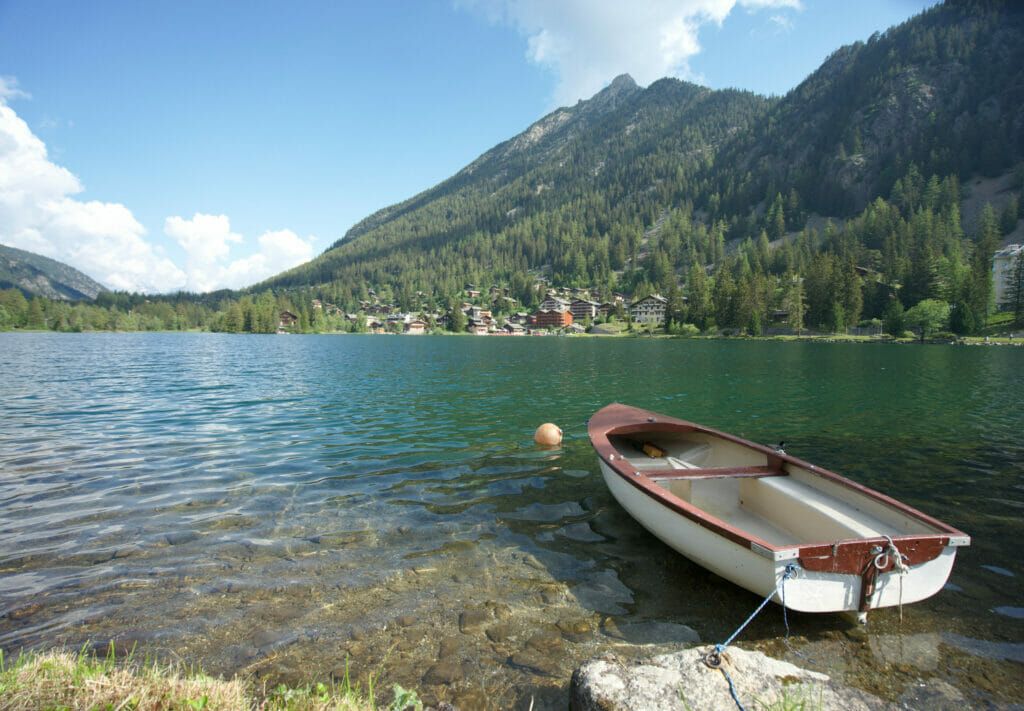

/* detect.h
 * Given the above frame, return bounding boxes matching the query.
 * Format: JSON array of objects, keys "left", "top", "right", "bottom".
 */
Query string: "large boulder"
[{"left": 570, "top": 646, "right": 893, "bottom": 711}]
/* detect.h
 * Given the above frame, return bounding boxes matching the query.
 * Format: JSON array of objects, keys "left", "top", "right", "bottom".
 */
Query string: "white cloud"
[
  {"left": 0, "top": 76, "right": 30, "bottom": 101},
  {"left": 164, "top": 215, "right": 315, "bottom": 292},
  {"left": 0, "top": 83, "right": 317, "bottom": 294},
  {"left": 740, "top": 0, "right": 801, "bottom": 9},
  {"left": 769, "top": 14, "right": 794, "bottom": 32},
  {"left": 457, "top": 0, "right": 801, "bottom": 105},
  {"left": 0, "top": 92, "right": 187, "bottom": 293}
]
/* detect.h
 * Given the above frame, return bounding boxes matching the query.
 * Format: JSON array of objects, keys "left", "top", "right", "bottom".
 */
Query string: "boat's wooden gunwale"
[{"left": 588, "top": 403, "right": 969, "bottom": 573}]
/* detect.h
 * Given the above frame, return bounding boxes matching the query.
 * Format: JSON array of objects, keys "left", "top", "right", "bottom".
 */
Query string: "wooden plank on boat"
[{"left": 646, "top": 465, "right": 784, "bottom": 480}]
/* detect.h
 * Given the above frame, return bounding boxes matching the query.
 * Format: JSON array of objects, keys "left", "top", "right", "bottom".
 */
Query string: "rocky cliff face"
[{"left": 0, "top": 244, "right": 107, "bottom": 300}]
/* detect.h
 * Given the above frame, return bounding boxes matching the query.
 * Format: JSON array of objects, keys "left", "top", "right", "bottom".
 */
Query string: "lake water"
[{"left": 1, "top": 332, "right": 1022, "bottom": 709}]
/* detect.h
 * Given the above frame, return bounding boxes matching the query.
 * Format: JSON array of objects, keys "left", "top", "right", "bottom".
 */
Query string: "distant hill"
[
  {"left": 0, "top": 244, "right": 107, "bottom": 301},
  {"left": 259, "top": 0, "right": 1023, "bottom": 307}
]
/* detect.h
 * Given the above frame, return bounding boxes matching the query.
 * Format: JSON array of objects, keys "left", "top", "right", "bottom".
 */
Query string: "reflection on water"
[{"left": 0, "top": 333, "right": 1022, "bottom": 708}]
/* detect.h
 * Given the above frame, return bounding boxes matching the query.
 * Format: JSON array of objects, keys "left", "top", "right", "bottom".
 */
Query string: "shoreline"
[{"left": 3, "top": 327, "right": 1022, "bottom": 346}]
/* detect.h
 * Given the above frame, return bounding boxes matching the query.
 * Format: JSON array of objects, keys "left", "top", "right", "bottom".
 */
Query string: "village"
[
  {"left": 280, "top": 284, "right": 676, "bottom": 336},
  {"left": 273, "top": 239, "right": 1024, "bottom": 338}
]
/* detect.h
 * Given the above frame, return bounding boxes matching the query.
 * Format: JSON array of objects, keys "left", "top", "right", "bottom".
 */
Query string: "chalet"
[
  {"left": 469, "top": 322, "right": 489, "bottom": 335},
  {"left": 467, "top": 306, "right": 493, "bottom": 323},
  {"left": 539, "top": 295, "right": 571, "bottom": 312},
  {"left": 311, "top": 299, "right": 323, "bottom": 309},
  {"left": 502, "top": 322, "right": 526, "bottom": 335},
  {"left": 629, "top": 294, "right": 668, "bottom": 325},
  {"left": 405, "top": 319, "right": 427, "bottom": 335},
  {"left": 508, "top": 312, "right": 530, "bottom": 325},
  {"left": 570, "top": 299, "right": 600, "bottom": 321},
  {"left": 534, "top": 308, "right": 574, "bottom": 329},
  {"left": 278, "top": 310, "right": 299, "bottom": 329}
]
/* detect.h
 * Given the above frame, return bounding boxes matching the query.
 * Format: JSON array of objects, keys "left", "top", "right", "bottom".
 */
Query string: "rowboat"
[{"left": 588, "top": 403, "right": 970, "bottom": 618}]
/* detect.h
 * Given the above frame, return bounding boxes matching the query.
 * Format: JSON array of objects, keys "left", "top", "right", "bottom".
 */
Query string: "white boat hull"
[{"left": 599, "top": 460, "right": 959, "bottom": 613}]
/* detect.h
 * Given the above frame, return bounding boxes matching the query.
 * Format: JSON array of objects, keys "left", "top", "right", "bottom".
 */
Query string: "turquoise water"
[{"left": 0, "top": 333, "right": 1021, "bottom": 708}]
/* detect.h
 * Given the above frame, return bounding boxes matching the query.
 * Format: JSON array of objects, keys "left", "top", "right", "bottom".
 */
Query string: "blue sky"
[{"left": 0, "top": 0, "right": 935, "bottom": 293}]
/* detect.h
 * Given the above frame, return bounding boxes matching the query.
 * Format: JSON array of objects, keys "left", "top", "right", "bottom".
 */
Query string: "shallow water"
[{"left": 1, "top": 333, "right": 1022, "bottom": 708}]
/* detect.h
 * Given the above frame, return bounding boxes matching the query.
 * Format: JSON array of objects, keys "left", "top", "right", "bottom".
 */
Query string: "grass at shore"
[{"left": 0, "top": 647, "right": 421, "bottom": 711}]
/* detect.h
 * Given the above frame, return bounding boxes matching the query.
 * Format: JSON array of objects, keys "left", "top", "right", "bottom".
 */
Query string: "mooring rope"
[
  {"left": 876, "top": 534, "right": 909, "bottom": 621},
  {"left": 702, "top": 562, "right": 799, "bottom": 711}
]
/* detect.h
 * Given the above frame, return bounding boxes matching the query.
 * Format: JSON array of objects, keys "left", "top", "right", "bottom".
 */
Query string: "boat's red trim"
[{"left": 588, "top": 403, "right": 970, "bottom": 575}]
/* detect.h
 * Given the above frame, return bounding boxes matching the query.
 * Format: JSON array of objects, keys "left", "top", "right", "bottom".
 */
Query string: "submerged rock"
[
  {"left": 422, "top": 659, "right": 466, "bottom": 685},
  {"left": 570, "top": 646, "right": 893, "bottom": 711},
  {"left": 458, "top": 607, "right": 491, "bottom": 633}
]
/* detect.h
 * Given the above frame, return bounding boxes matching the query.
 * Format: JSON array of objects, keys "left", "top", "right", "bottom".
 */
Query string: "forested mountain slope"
[
  {"left": 266, "top": 74, "right": 772, "bottom": 304},
  {"left": 259, "top": 0, "right": 1024, "bottom": 323},
  {"left": 713, "top": 0, "right": 1024, "bottom": 217}
]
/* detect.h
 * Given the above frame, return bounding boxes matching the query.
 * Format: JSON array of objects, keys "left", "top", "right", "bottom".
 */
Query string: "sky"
[{"left": 0, "top": 0, "right": 936, "bottom": 294}]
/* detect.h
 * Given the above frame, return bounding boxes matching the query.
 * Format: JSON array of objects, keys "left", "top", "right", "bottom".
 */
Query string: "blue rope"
[
  {"left": 704, "top": 563, "right": 799, "bottom": 711},
  {"left": 719, "top": 665, "right": 746, "bottom": 711}
]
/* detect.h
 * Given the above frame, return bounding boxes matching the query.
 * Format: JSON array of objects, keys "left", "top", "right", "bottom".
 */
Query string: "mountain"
[
  {"left": 264, "top": 75, "right": 773, "bottom": 301},
  {"left": 259, "top": 0, "right": 1024, "bottom": 308},
  {"left": 713, "top": 0, "right": 1024, "bottom": 216},
  {"left": 0, "top": 244, "right": 107, "bottom": 301}
]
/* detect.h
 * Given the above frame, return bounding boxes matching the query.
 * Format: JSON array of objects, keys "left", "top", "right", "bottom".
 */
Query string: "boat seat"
[
  {"left": 622, "top": 441, "right": 711, "bottom": 471},
  {"left": 744, "top": 475, "right": 896, "bottom": 541}
]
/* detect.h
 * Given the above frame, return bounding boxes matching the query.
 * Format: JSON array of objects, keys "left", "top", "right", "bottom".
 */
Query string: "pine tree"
[
  {"left": 686, "top": 263, "right": 712, "bottom": 331},
  {"left": 26, "top": 298, "right": 45, "bottom": 329},
  {"left": 968, "top": 204, "right": 1001, "bottom": 329},
  {"left": 784, "top": 274, "right": 805, "bottom": 335},
  {"left": 224, "top": 303, "right": 244, "bottom": 333},
  {"left": 448, "top": 306, "right": 467, "bottom": 333},
  {"left": 665, "top": 282, "right": 686, "bottom": 332},
  {"left": 712, "top": 267, "right": 736, "bottom": 329},
  {"left": 1008, "top": 251, "right": 1024, "bottom": 328}
]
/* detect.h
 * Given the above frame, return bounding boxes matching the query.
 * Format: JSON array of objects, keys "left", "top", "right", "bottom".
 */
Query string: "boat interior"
[{"left": 608, "top": 431, "right": 944, "bottom": 547}]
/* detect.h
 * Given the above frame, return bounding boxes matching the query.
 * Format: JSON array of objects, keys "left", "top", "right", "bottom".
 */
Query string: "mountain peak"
[
  {"left": 595, "top": 73, "right": 639, "bottom": 101},
  {"left": 608, "top": 73, "right": 637, "bottom": 90},
  {"left": 579, "top": 73, "right": 641, "bottom": 113}
]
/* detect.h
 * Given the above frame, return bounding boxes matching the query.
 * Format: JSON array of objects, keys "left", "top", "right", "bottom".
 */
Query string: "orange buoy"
[{"left": 534, "top": 423, "right": 563, "bottom": 446}]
